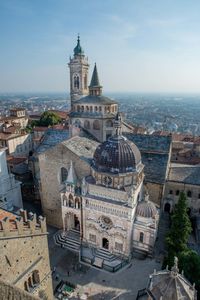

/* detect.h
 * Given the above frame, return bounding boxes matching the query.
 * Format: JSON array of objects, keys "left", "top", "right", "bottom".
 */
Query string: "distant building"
[
  {"left": 0, "top": 108, "right": 28, "bottom": 129},
  {"left": 0, "top": 147, "right": 22, "bottom": 210},
  {"left": 0, "top": 208, "right": 53, "bottom": 299},
  {"left": 0, "top": 132, "right": 32, "bottom": 157}
]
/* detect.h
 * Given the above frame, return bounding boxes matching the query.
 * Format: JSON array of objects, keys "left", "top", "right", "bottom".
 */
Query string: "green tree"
[
  {"left": 165, "top": 192, "right": 192, "bottom": 268},
  {"left": 166, "top": 192, "right": 192, "bottom": 253},
  {"left": 179, "top": 249, "right": 200, "bottom": 292},
  {"left": 39, "top": 111, "right": 61, "bottom": 126}
]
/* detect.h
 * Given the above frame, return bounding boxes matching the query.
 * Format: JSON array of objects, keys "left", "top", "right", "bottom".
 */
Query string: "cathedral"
[{"left": 50, "top": 36, "right": 160, "bottom": 271}]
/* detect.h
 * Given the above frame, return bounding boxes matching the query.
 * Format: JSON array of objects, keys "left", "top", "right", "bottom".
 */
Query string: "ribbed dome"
[
  {"left": 136, "top": 200, "right": 157, "bottom": 218},
  {"left": 93, "top": 135, "right": 141, "bottom": 174}
]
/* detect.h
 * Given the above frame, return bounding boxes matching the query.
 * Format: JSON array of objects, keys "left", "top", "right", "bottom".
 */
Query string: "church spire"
[
  {"left": 89, "top": 63, "right": 102, "bottom": 96},
  {"left": 73, "top": 34, "right": 84, "bottom": 56}
]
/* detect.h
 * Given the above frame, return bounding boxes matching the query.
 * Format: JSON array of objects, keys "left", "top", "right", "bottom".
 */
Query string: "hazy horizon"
[{"left": 1, "top": 0, "right": 200, "bottom": 93}]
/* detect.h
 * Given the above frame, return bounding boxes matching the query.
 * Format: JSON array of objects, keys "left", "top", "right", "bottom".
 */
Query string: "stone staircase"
[
  {"left": 54, "top": 229, "right": 80, "bottom": 252},
  {"left": 94, "top": 248, "right": 117, "bottom": 262}
]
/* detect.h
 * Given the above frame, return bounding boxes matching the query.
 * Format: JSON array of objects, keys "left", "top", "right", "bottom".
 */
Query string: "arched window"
[
  {"left": 106, "top": 120, "right": 113, "bottom": 128},
  {"left": 75, "top": 197, "right": 81, "bottom": 209},
  {"left": 81, "top": 106, "right": 84, "bottom": 112},
  {"left": 61, "top": 167, "right": 68, "bottom": 183},
  {"left": 90, "top": 106, "right": 93, "bottom": 113},
  {"left": 86, "top": 106, "right": 89, "bottom": 112},
  {"left": 187, "top": 191, "right": 192, "bottom": 198},
  {"left": 69, "top": 194, "right": 74, "bottom": 207},
  {"left": 32, "top": 270, "right": 40, "bottom": 285},
  {"left": 24, "top": 281, "right": 29, "bottom": 291},
  {"left": 84, "top": 120, "right": 90, "bottom": 129},
  {"left": 99, "top": 106, "right": 102, "bottom": 112},
  {"left": 93, "top": 120, "right": 100, "bottom": 130},
  {"left": 176, "top": 190, "right": 180, "bottom": 196},
  {"left": 28, "top": 277, "right": 32, "bottom": 288},
  {"left": 74, "top": 75, "right": 79, "bottom": 89},
  {"left": 95, "top": 106, "right": 98, "bottom": 112},
  {"left": 77, "top": 105, "right": 80, "bottom": 112},
  {"left": 169, "top": 190, "right": 173, "bottom": 195},
  {"left": 139, "top": 232, "right": 144, "bottom": 243}
]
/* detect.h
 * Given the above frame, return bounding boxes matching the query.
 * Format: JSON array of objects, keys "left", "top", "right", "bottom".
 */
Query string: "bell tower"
[{"left": 68, "top": 35, "right": 89, "bottom": 104}]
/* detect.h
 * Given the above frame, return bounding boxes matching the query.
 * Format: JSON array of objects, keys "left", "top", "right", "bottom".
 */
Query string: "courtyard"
[{"left": 48, "top": 226, "right": 161, "bottom": 300}]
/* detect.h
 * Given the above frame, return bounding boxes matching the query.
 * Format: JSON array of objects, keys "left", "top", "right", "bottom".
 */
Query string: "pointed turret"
[
  {"left": 66, "top": 161, "right": 77, "bottom": 185},
  {"left": 89, "top": 63, "right": 102, "bottom": 96}
]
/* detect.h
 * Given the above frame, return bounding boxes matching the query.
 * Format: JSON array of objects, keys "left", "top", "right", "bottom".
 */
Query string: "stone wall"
[
  {"left": 145, "top": 182, "right": 164, "bottom": 207},
  {"left": 38, "top": 142, "right": 91, "bottom": 227},
  {"left": 0, "top": 280, "right": 40, "bottom": 300},
  {"left": 0, "top": 210, "right": 53, "bottom": 299},
  {"left": 163, "top": 181, "right": 200, "bottom": 214}
]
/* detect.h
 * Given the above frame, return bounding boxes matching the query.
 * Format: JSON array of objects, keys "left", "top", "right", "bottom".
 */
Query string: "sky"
[{"left": 1, "top": 0, "right": 200, "bottom": 93}]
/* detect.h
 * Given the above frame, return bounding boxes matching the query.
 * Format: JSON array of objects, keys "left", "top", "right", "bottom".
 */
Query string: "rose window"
[{"left": 98, "top": 216, "right": 113, "bottom": 230}]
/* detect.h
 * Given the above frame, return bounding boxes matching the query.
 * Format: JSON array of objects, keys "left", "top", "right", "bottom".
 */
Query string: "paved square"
[{"left": 48, "top": 226, "right": 161, "bottom": 299}]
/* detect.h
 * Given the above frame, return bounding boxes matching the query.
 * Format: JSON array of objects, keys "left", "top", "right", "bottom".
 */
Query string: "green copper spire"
[
  {"left": 73, "top": 34, "right": 84, "bottom": 56},
  {"left": 89, "top": 63, "right": 100, "bottom": 87}
]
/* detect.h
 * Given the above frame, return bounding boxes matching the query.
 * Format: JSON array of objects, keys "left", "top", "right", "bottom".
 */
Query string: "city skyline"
[{"left": 1, "top": 0, "right": 200, "bottom": 93}]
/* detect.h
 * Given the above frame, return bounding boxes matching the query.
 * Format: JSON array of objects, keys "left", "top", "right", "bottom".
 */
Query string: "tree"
[
  {"left": 166, "top": 192, "right": 192, "bottom": 253},
  {"left": 165, "top": 192, "right": 192, "bottom": 268},
  {"left": 179, "top": 249, "right": 200, "bottom": 291},
  {"left": 39, "top": 111, "right": 61, "bottom": 126}
]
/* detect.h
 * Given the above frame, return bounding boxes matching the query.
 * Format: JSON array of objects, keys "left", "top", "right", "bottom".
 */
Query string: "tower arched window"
[
  {"left": 187, "top": 190, "right": 192, "bottom": 198},
  {"left": 74, "top": 75, "right": 79, "bottom": 89},
  {"left": 61, "top": 167, "right": 68, "bottom": 183}
]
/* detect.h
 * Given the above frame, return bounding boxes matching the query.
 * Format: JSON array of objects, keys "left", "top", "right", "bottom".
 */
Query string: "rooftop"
[
  {"left": 148, "top": 257, "right": 197, "bottom": 300},
  {"left": 124, "top": 133, "right": 171, "bottom": 184},
  {"left": 36, "top": 128, "right": 69, "bottom": 154},
  {"left": 124, "top": 133, "right": 172, "bottom": 154},
  {"left": 73, "top": 94, "right": 117, "bottom": 105},
  {"left": 62, "top": 136, "right": 99, "bottom": 164},
  {"left": 168, "top": 163, "right": 200, "bottom": 185}
]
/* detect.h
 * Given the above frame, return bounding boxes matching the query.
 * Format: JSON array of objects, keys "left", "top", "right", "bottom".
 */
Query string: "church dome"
[
  {"left": 136, "top": 200, "right": 157, "bottom": 218},
  {"left": 93, "top": 134, "right": 141, "bottom": 174}
]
